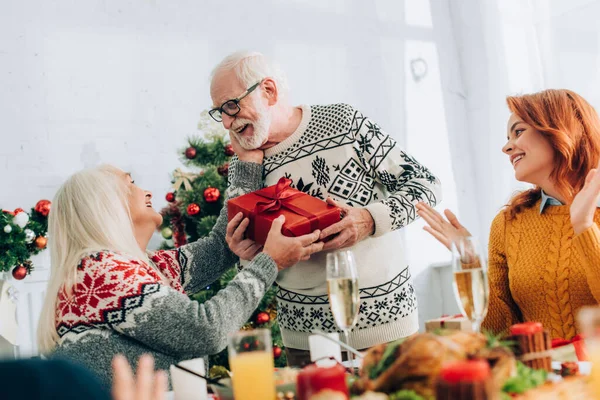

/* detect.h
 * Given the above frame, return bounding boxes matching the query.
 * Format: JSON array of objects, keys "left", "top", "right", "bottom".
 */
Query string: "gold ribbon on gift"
[{"left": 172, "top": 169, "right": 197, "bottom": 191}]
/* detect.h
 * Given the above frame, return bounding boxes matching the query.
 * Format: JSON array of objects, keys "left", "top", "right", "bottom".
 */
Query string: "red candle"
[
  {"left": 296, "top": 362, "right": 349, "bottom": 400},
  {"left": 439, "top": 360, "right": 490, "bottom": 383},
  {"left": 509, "top": 322, "right": 543, "bottom": 335}
]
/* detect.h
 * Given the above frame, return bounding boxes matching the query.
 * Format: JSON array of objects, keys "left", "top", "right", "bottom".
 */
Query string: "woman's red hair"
[{"left": 506, "top": 89, "right": 600, "bottom": 219}]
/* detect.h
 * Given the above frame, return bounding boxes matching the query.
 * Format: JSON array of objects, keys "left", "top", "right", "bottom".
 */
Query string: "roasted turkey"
[{"left": 352, "top": 331, "right": 516, "bottom": 398}]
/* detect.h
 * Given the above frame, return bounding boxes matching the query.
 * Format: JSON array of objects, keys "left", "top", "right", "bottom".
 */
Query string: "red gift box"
[
  {"left": 424, "top": 314, "right": 472, "bottom": 332},
  {"left": 551, "top": 334, "right": 589, "bottom": 361},
  {"left": 227, "top": 177, "right": 341, "bottom": 246}
]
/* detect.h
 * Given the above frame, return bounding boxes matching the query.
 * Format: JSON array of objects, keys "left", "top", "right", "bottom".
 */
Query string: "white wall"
[{"left": 0, "top": 0, "right": 460, "bottom": 252}]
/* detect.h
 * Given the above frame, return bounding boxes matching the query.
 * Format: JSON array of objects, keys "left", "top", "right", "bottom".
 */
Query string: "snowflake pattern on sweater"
[{"left": 56, "top": 251, "right": 184, "bottom": 338}]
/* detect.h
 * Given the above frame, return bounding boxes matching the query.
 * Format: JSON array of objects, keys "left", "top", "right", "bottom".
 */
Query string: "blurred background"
[{"left": 1, "top": 0, "right": 599, "bottom": 356}]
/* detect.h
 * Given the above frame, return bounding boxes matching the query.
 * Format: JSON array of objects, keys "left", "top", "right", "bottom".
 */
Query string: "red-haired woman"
[{"left": 417, "top": 89, "right": 600, "bottom": 339}]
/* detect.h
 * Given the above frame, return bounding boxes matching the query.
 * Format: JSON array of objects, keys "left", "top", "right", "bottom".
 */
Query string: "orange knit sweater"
[{"left": 482, "top": 200, "right": 600, "bottom": 340}]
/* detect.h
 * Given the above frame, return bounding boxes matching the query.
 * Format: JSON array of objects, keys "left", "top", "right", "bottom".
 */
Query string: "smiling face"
[
  {"left": 122, "top": 172, "right": 163, "bottom": 233},
  {"left": 502, "top": 113, "right": 556, "bottom": 186},
  {"left": 210, "top": 69, "right": 272, "bottom": 150}
]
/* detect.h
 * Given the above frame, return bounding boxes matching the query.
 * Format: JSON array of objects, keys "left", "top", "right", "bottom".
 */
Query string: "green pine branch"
[{"left": 181, "top": 136, "right": 231, "bottom": 168}]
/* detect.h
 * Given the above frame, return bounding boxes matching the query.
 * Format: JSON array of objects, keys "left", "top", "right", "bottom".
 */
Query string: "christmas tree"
[{"left": 158, "top": 111, "right": 286, "bottom": 373}]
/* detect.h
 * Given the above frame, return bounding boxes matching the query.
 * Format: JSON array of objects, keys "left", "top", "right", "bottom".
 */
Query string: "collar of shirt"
[{"left": 539, "top": 190, "right": 600, "bottom": 214}]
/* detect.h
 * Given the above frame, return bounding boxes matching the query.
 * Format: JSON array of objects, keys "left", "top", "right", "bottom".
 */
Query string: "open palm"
[
  {"left": 416, "top": 202, "right": 472, "bottom": 250},
  {"left": 571, "top": 163, "right": 600, "bottom": 235}
]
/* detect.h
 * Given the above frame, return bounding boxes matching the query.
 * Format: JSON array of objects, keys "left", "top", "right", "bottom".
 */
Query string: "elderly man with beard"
[{"left": 209, "top": 51, "right": 442, "bottom": 366}]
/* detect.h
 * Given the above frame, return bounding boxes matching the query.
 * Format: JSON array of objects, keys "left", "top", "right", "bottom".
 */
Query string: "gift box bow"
[
  {"left": 252, "top": 177, "right": 321, "bottom": 232},
  {"left": 551, "top": 334, "right": 584, "bottom": 349}
]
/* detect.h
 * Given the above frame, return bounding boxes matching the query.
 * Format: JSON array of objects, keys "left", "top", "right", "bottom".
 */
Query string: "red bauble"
[
  {"left": 273, "top": 345, "right": 282, "bottom": 359},
  {"left": 13, "top": 208, "right": 24, "bottom": 215},
  {"left": 34, "top": 200, "right": 51, "bottom": 217},
  {"left": 256, "top": 312, "right": 270, "bottom": 325},
  {"left": 204, "top": 187, "right": 220, "bottom": 203},
  {"left": 35, "top": 236, "right": 47, "bottom": 249},
  {"left": 224, "top": 144, "right": 234, "bottom": 157},
  {"left": 12, "top": 265, "right": 28, "bottom": 280},
  {"left": 165, "top": 192, "right": 176, "bottom": 203},
  {"left": 217, "top": 163, "right": 229, "bottom": 177},
  {"left": 185, "top": 147, "right": 197, "bottom": 159},
  {"left": 186, "top": 203, "right": 200, "bottom": 216}
]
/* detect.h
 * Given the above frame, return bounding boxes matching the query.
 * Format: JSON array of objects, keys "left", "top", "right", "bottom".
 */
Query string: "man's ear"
[{"left": 262, "top": 78, "right": 279, "bottom": 106}]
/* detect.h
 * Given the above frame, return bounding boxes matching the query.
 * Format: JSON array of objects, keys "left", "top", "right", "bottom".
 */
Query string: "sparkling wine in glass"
[
  {"left": 451, "top": 236, "right": 489, "bottom": 333},
  {"left": 326, "top": 250, "right": 360, "bottom": 372}
]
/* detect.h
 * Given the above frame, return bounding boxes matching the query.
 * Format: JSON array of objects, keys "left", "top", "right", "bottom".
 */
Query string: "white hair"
[
  {"left": 38, "top": 165, "right": 159, "bottom": 354},
  {"left": 210, "top": 51, "right": 289, "bottom": 97}
]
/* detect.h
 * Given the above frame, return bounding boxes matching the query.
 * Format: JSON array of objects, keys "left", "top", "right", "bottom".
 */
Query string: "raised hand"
[
  {"left": 226, "top": 212, "right": 263, "bottom": 260},
  {"left": 263, "top": 215, "right": 324, "bottom": 270},
  {"left": 416, "top": 202, "right": 471, "bottom": 250},
  {"left": 112, "top": 354, "right": 167, "bottom": 400},
  {"left": 570, "top": 161, "right": 600, "bottom": 235}
]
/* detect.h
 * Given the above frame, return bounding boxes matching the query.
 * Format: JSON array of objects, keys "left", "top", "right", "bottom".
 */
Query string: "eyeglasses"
[{"left": 209, "top": 81, "right": 262, "bottom": 122}]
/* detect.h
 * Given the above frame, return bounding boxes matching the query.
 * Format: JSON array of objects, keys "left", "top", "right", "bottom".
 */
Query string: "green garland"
[{"left": 0, "top": 202, "right": 49, "bottom": 275}]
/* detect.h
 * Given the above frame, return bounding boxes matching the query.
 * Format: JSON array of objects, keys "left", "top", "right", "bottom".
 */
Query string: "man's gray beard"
[{"left": 232, "top": 114, "right": 271, "bottom": 150}]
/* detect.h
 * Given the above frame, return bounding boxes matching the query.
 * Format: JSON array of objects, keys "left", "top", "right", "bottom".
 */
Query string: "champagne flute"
[
  {"left": 326, "top": 250, "right": 360, "bottom": 373},
  {"left": 451, "top": 236, "right": 489, "bottom": 333}
]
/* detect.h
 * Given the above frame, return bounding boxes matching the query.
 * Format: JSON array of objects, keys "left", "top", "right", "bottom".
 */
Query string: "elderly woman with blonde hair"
[{"left": 38, "top": 141, "right": 323, "bottom": 385}]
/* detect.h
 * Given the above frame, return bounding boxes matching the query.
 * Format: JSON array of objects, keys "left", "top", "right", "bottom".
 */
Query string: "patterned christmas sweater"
[
  {"left": 50, "top": 162, "right": 278, "bottom": 386},
  {"left": 229, "top": 104, "right": 442, "bottom": 350}
]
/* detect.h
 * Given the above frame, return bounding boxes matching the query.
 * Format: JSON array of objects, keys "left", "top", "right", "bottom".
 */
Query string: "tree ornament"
[
  {"left": 217, "top": 163, "right": 229, "bottom": 177},
  {"left": 204, "top": 187, "right": 220, "bottom": 203},
  {"left": 256, "top": 312, "right": 270, "bottom": 325},
  {"left": 13, "top": 212, "right": 29, "bottom": 228},
  {"left": 35, "top": 236, "right": 47, "bottom": 249},
  {"left": 24, "top": 229, "right": 35, "bottom": 243},
  {"left": 161, "top": 227, "right": 173, "bottom": 239},
  {"left": 35, "top": 200, "right": 51, "bottom": 217},
  {"left": 224, "top": 144, "right": 234, "bottom": 156},
  {"left": 187, "top": 203, "right": 200, "bottom": 216},
  {"left": 13, "top": 208, "right": 24, "bottom": 215},
  {"left": 3, "top": 225, "right": 12, "bottom": 234},
  {"left": 12, "top": 265, "right": 28, "bottom": 280},
  {"left": 273, "top": 345, "right": 282, "bottom": 359},
  {"left": 2, "top": 210, "right": 15, "bottom": 216},
  {"left": 165, "top": 192, "right": 176, "bottom": 203},
  {"left": 185, "top": 147, "right": 197, "bottom": 159}
]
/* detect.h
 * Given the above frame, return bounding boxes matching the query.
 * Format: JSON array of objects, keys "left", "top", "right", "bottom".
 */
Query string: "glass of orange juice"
[
  {"left": 227, "top": 329, "right": 276, "bottom": 400},
  {"left": 577, "top": 307, "right": 600, "bottom": 398}
]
